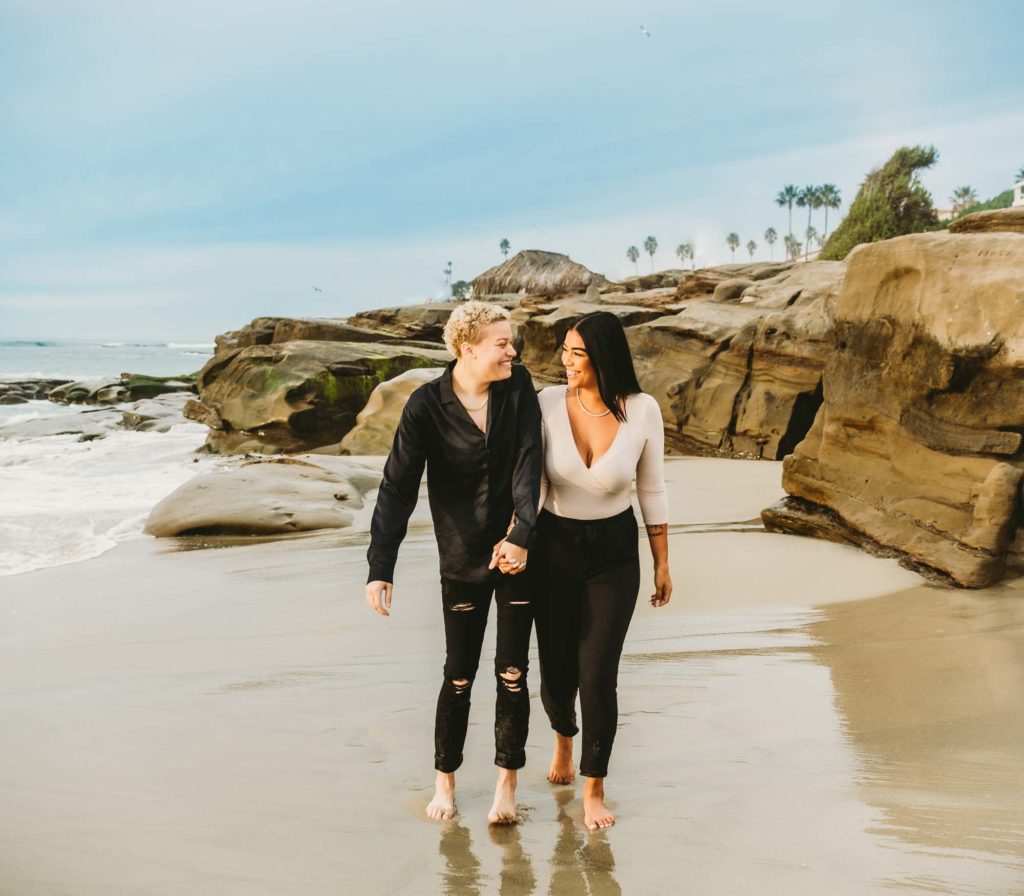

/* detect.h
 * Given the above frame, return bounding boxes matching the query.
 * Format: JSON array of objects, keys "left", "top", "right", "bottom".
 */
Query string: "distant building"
[
  {"left": 935, "top": 208, "right": 955, "bottom": 222},
  {"left": 1014, "top": 179, "right": 1024, "bottom": 208}
]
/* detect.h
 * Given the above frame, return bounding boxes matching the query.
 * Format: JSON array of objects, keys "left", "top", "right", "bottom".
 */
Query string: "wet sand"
[{"left": 1, "top": 458, "right": 1022, "bottom": 895}]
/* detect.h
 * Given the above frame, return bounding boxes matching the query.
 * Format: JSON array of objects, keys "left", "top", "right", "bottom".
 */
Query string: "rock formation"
[
  {"left": 186, "top": 340, "right": 450, "bottom": 454},
  {"left": 762, "top": 229, "right": 1024, "bottom": 587},
  {"left": 47, "top": 374, "right": 196, "bottom": 405},
  {"left": 144, "top": 455, "right": 381, "bottom": 536},
  {"left": 338, "top": 367, "right": 445, "bottom": 455},
  {"left": 345, "top": 302, "right": 462, "bottom": 343},
  {"left": 0, "top": 378, "right": 70, "bottom": 404},
  {"left": 947, "top": 205, "right": 1024, "bottom": 235},
  {"left": 628, "top": 262, "right": 845, "bottom": 457}
]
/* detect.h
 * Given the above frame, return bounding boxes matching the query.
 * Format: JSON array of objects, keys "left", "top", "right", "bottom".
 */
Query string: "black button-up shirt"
[{"left": 366, "top": 361, "right": 542, "bottom": 584}]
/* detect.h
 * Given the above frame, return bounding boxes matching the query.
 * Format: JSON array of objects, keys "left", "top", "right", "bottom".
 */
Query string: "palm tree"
[
  {"left": 775, "top": 185, "right": 800, "bottom": 235},
  {"left": 643, "top": 235, "right": 658, "bottom": 272},
  {"left": 682, "top": 242, "right": 695, "bottom": 269},
  {"left": 675, "top": 243, "right": 689, "bottom": 267},
  {"left": 797, "top": 185, "right": 822, "bottom": 239},
  {"left": 499, "top": 238, "right": 510, "bottom": 258},
  {"left": 804, "top": 226, "right": 818, "bottom": 259},
  {"left": 951, "top": 185, "right": 979, "bottom": 216},
  {"left": 784, "top": 233, "right": 801, "bottom": 261},
  {"left": 626, "top": 245, "right": 640, "bottom": 275},
  {"left": 745, "top": 239, "right": 757, "bottom": 260},
  {"left": 764, "top": 227, "right": 777, "bottom": 260},
  {"left": 1016, "top": 166, "right": 1024, "bottom": 183},
  {"left": 726, "top": 232, "right": 740, "bottom": 261},
  {"left": 818, "top": 184, "right": 841, "bottom": 240}
]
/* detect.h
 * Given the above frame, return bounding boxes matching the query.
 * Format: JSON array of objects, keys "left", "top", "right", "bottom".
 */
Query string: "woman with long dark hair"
[{"left": 528, "top": 311, "right": 672, "bottom": 830}]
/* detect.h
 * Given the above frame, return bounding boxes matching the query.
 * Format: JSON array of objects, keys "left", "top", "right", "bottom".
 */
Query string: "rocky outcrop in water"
[
  {"left": 0, "top": 378, "right": 71, "bottom": 404},
  {"left": 762, "top": 229, "right": 1024, "bottom": 587},
  {"left": 47, "top": 374, "right": 196, "bottom": 405}
]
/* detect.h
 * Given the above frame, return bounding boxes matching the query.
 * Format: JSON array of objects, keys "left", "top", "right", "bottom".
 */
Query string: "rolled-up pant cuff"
[
  {"left": 495, "top": 750, "right": 526, "bottom": 770},
  {"left": 434, "top": 754, "right": 463, "bottom": 773}
]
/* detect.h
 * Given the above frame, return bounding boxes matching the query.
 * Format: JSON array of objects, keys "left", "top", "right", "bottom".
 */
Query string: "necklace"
[
  {"left": 459, "top": 393, "right": 489, "bottom": 413},
  {"left": 575, "top": 388, "right": 611, "bottom": 418}
]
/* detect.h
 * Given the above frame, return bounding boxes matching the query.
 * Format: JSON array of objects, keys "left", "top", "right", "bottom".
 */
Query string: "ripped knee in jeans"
[{"left": 497, "top": 666, "right": 524, "bottom": 694}]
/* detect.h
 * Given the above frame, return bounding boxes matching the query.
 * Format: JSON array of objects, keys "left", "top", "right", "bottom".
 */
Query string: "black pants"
[
  {"left": 434, "top": 573, "right": 533, "bottom": 773},
  {"left": 534, "top": 507, "right": 641, "bottom": 779}
]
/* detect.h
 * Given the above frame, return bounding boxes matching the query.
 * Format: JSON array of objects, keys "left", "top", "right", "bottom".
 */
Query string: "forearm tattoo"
[{"left": 645, "top": 523, "right": 668, "bottom": 536}]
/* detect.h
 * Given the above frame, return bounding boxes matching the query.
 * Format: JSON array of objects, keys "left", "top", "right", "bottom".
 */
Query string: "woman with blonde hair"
[{"left": 365, "top": 301, "right": 542, "bottom": 824}]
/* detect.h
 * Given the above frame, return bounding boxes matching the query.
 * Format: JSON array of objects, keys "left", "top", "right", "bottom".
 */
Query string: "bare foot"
[
  {"left": 547, "top": 733, "right": 575, "bottom": 785},
  {"left": 426, "top": 771, "right": 456, "bottom": 821},
  {"left": 583, "top": 777, "right": 614, "bottom": 830},
  {"left": 488, "top": 768, "right": 519, "bottom": 824}
]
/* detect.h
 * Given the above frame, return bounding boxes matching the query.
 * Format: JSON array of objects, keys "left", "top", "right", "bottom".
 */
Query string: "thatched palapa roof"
[{"left": 471, "top": 250, "right": 609, "bottom": 298}]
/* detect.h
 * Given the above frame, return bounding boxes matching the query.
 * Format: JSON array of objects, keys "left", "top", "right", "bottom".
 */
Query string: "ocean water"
[
  {"left": 0, "top": 339, "right": 226, "bottom": 576},
  {"left": 0, "top": 338, "right": 214, "bottom": 382}
]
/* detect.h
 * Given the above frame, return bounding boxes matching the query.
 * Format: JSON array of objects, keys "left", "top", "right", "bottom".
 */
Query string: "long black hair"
[{"left": 571, "top": 311, "right": 642, "bottom": 423}]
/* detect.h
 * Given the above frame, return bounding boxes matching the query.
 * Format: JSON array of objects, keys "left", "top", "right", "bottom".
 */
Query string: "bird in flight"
[
  {"left": 640, "top": 25, "right": 652, "bottom": 37},
  {"left": 312, "top": 286, "right": 323, "bottom": 292}
]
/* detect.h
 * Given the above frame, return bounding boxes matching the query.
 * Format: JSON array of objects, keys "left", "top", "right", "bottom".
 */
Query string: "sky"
[{"left": 1, "top": 0, "right": 1022, "bottom": 340}]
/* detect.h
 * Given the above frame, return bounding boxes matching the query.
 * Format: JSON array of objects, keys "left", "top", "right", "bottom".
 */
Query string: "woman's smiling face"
[
  {"left": 463, "top": 320, "right": 516, "bottom": 382},
  {"left": 561, "top": 327, "right": 596, "bottom": 390}
]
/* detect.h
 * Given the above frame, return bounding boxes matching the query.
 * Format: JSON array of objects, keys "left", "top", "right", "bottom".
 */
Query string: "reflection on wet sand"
[
  {"left": 439, "top": 823, "right": 483, "bottom": 896},
  {"left": 489, "top": 824, "right": 537, "bottom": 896},
  {"left": 808, "top": 583, "right": 1024, "bottom": 885},
  {"left": 547, "top": 789, "right": 620, "bottom": 896},
  {"left": 437, "top": 791, "right": 620, "bottom": 896}
]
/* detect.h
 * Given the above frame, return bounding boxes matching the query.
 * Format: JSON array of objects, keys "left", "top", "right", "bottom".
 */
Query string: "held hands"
[
  {"left": 489, "top": 539, "right": 528, "bottom": 575},
  {"left": 651, "top": 566, "right": 672, "bottom": 608},
  {"left": 366, "top": 580, "right": 393, "bottom": 617}
]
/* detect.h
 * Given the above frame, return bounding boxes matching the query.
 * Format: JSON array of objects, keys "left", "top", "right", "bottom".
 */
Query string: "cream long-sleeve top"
[{"left": 538, "top": 386, "right": 669, "bottom": 525}]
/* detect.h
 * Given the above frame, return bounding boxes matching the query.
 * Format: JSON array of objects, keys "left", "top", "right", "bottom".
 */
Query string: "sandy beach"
[{"left": 2, "top": 457, "right": 1022, "bottom": 895}]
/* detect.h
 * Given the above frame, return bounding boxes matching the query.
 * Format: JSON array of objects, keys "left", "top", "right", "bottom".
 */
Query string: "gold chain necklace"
[{"left": 458, "top": 392, "right": 489, "bottom": 413}]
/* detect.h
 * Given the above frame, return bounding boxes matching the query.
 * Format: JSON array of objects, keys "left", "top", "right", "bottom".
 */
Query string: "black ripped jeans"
[
  {"left": 534, "top": 507, "right": 641, "bottom": 779},
  {"left": 435, "top": 572, "right": 533, "bottom": 773}
]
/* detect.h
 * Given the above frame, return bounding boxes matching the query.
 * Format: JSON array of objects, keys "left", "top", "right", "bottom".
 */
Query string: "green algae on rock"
[{"left": 186, "top": 340, "right": 451, "bottom": 454}]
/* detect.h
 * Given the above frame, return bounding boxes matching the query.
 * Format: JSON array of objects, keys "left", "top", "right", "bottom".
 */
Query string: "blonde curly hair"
[{"left": 443, "top": 301, "right": 511, "bottom": 358}]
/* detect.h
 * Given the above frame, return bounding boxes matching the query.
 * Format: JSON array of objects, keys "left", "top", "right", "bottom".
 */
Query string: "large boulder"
[
  {"left": 762, "top": 230, "right": 1024, "bottom": 587},
  {"left": 144, "top": 456, "right": 381, "bottom": 536},
  {"left": 628, "top": 262, "right": 845, "bottom": 458},
  {"left": 186, "top": 340, "right": 451, "bottom": 454},
  {"left": 339, "top": 367, "right": 445, "bottom": 455}
]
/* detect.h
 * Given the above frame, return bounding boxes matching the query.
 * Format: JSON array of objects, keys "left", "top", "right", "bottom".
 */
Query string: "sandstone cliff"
[{"left": 763, "top": 222, "right": 1024, "bottom": 587}]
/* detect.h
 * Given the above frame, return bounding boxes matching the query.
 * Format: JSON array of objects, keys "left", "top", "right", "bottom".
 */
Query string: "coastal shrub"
[{"left": 819, "top": 145, "right": 940, "bottom": 261}]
